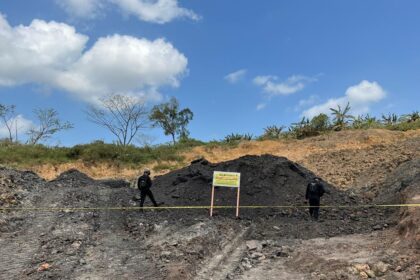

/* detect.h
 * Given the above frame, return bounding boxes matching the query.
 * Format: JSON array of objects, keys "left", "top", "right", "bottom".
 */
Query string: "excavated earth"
[{"left": 0, "top": 155, "right": 419, "bottom": 279}]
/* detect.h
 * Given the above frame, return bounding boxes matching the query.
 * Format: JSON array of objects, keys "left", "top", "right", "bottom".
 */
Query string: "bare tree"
[
  {"left": 27, "top": 108, "right": 73, "bottom": 145},
  {"left": 0, "top": 104, "right": 18, "bottom": 142},
  {"left": 86, "top": 94, "right": 150, "bottom": 146}
]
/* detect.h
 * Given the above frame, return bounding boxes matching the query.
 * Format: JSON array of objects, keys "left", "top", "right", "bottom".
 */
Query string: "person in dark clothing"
[
  {"left": 138, "top": 169, "right": 158, "bottom": 208},
  {"left": 305, "top": 177, "right": 329, "bottom": 220}
]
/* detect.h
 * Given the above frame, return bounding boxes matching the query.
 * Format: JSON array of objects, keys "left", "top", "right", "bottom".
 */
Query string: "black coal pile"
[
  {"left": 153, "top": 155, "right": 353, "bottom": 209},
  {"left": 97, "top": 179, "right": 130, "bottom": 188},
  {"left": 141, "top": 155, "right": 394, "bottom": 234},
  {"left": 0, "top": 167, "right": 45, "bottom": 207},
  {"left": 372, "top": 159, "right": 420, "bottom": 248},
  {"left": 49, "top": 168, "right": 96, "bottom": 187},
  {"left": 1, "top": 155, "right": 412, "bottom": 280},
  {"left": 372, "top": 159, "right": 420, "bottom": 204}
]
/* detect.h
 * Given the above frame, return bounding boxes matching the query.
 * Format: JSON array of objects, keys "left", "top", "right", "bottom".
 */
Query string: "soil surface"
[{"left": 1, "top": 151, "right": 419, "bottom": 279}]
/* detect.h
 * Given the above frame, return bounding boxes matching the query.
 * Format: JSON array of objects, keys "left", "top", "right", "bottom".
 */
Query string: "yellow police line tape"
[{"left": 0, "top": 204, "right": 419, "bottom": 212}]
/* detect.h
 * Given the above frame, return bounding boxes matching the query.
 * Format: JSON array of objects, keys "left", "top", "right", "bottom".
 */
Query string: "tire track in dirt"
[
  {"left": 72, "top": 186, "right": 160, "bottom": 280},
  {"left": 0, "top": 185, "right": 67, "bottom": 279},
  {"left": 194, "top": 227, "right": 249, "bottom": 280}
]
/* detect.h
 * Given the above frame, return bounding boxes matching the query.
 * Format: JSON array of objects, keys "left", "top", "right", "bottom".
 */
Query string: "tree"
[
  {"left": 381, "top": 113, "right": 399, "bottom": 125},
  {"left": 149, "top": 97, "right": 193, "bottom": 144},
  {"left": 289, "top": 117, "right": 313, "bottom": 139},
  {"left": 261, "top": 125, "right": 284, "bottom": 139},
  {"left": 0, "top": 104, "right": 18, "bottom": 142},
  {"left": 310, "top": 113, "right": 330, "bottom": 131},
  {"left": 353, "top": 114, "right": 380, "bottom": 129},
  {"left": 86, "top": 94, "right": 150, "bottom": 146},
  {"left": 401, "top": 111, "right": 420, "bottom": 123},
  {"left": 329, "top": 102, "right": 354, "bottom": 130},
  {"left": 27, "top": 108, "right": 73, "bottom": 145}
]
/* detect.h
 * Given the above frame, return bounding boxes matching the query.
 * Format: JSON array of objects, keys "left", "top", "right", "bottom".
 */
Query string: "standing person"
[
  {"left": 305, "top": 177, "right": 329, "bottom": 220},
  {"left": 138, "top": 168, "right": 159, "bottom": 209}
]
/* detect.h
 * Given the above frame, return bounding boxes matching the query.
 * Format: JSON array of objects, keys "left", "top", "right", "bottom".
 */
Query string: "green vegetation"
[
  {"left": 280, "top": 107, "right": 420, "bottom": 140},
  {"left": 259, "top": 125, "right": 284, "bottom": 140},
  {"left": 0, "top": 141, "right": 69, "bottom": 166},
  {"left": 330, "top": 102, "right": 354, "bottom": 131},
  {"left": 224, "top": 133, "right": 253, "bottom": 143},
  {"left": 0, "top": 99, "right": 418, "bottom": 169},
  {"left": 0, "top": 138, "right": 204, "bottom": 167},
  {"left": 150, "top": 97, "right": 194, "bottom": 144}
]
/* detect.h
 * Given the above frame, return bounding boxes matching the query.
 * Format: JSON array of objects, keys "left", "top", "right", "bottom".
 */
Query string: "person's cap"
[
  {"left": 143, "top": 168, "right": 151, "bottom": 174},
  {"left": 314, "top": 177, "right": 321, "bottom": 180}
]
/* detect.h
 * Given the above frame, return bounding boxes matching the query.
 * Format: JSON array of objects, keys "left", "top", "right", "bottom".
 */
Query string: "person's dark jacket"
[
  {"left": 138, "top": 175, "right": 152, "bottom": 191},
  {"left": 305, "top": 181, "right": 327, "bottom": 200}
]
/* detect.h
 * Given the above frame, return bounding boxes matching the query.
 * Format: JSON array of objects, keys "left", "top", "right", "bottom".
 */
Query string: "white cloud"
[
  {"left": 57, "top": 0, "right": 104, "bottom": 19},
  {"left": 302, "top": 80, "right": 386, "bottom": 118},
  {"left": 224, "top": 69, "right": 247, "bottom": 84},
  {"left": 112, "top": 0, "right": 200, "bottom": 24},
  {"left": 346, "top": 80, "right": 386, "bottom": 103},
  {"left": 253, "top": 75, "right": 275, "bottom": 86},
  {"left": 56, "top": 0, "right": 200, "bottom": 24},
  {"left": 253, "top": 75, "right": 316, "bottom": 96},
  {"left": 0, "top": 115, "right": 34, "bottom": 139},
  {"left": 0, "top": 14, "right": 188, "bottom": 105},
  {"left": 302, "top": 97, "right": 347, "bottom": 119},
  {"left": 55, "top": 35, "right": 188, "bottom": 104},
  {"left": 0, "top": 14, "right": 88, "bottom": 86},
  {"left": 294, "top": 95, "right": 319, "bottom": 112},
  {"left": 256, "top": 103, "right": 266, "bottom": 111}
]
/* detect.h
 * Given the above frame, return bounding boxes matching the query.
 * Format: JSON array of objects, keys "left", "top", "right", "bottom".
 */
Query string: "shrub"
[
  {"left": 260, "top": 125, "right": 284, "bottom": 140},
  {"left": 352, "top": 115, "right": 382, "bottom": 129},
  {"left": 224, "top": 133, "right": 253, "bottom": 143},
  {"left": 386, "top": 119, "right": 420, "bottom": 131},
  {"left": 287, "top": 117, "right": 319, "bottom": 139},
  {"left": 310, "top": 114, "right": 330, "bottom": 131}
]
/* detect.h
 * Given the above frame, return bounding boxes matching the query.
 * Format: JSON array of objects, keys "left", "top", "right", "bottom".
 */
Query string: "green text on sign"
[{"left": 213, "top": 171, "right": 241, "bottom": 188}]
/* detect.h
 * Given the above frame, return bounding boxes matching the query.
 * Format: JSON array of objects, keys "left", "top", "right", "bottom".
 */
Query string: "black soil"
[{"left": 153, "top": 154, "right": 351, "bottom": 209}]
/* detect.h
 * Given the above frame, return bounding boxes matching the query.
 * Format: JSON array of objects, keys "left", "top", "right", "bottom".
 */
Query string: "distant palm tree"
[
  {"left": 329, "top": 102, "right": 354, "bottom": 130},
  {"left": 262, "top": 125, "right": 284, "bottom": 139},
  {"left": 381, "top": 113, "right": 399, "bottom": 125},
  {"left": 291, "top": 117, "right": 310, "bottom": 130},
  {"left": 401, "top": 111, "right": 420, "bottom": 123},
  {"left": 362, "top": 114, "right": 380, "bottom": 128}
]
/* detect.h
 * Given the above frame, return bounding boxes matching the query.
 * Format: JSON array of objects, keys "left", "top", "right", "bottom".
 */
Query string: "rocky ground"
[{"left": 0, "top": 141, "right": 419, "bottom": 279}]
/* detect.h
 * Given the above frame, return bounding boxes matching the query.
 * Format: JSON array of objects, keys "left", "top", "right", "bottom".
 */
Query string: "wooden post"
[
  {"left": 210, "top": 184, "right": 215, "bottom": 217},
  {"left": 236, "top": 186, "right": 240, "bottom": 218}
]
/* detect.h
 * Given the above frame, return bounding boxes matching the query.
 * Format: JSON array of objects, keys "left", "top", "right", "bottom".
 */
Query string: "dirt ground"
[{"left": 0, "top": 129, "right": 419, "bottom": 280}]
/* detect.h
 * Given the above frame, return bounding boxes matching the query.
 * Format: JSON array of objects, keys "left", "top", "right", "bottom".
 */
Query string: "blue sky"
[{"left": 0, "top": 0, "right": 419, "bottom": 146}]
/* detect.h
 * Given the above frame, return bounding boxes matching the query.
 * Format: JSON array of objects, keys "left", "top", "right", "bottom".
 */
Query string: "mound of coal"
[
  {"left": 97, "top": 179, "right": 130, "bottom": 188},
  {"left": 373, "top": 159, "right": 420, "bottom": 248},
  {"left": 153, "top": 155, "right": 352, "bottom": 209},
  {"left": 373, "top": 159, "right": 420, "bottom": 204},
  {"left": 0, "top": 167, "right": 45, "bottom": 207},
  {"left": 50, "top": 168, "right": 96, "bottom": 186}
]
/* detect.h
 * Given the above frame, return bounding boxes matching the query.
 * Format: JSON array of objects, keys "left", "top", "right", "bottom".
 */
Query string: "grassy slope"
[{"left": 0, "top": 129, "right": 417, "bottom": 184}]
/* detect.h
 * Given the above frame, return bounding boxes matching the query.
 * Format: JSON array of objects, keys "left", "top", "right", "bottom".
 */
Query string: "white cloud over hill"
[{"left": 302, "top": 80, "right": 386, "bottom": 118}]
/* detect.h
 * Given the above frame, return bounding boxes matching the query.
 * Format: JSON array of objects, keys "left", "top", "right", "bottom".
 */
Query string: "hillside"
[
  {"left": 0, "top": 128, "right": 419, "bottom": 279},
  {"left": 26, "top": 129, "right": 420, "bottom": 191}
]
